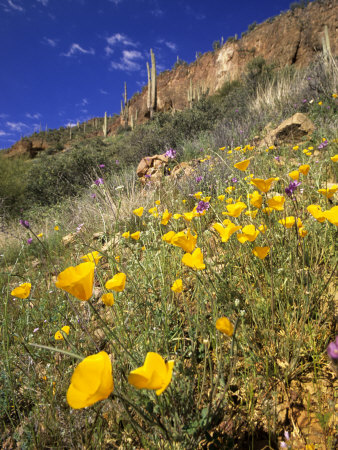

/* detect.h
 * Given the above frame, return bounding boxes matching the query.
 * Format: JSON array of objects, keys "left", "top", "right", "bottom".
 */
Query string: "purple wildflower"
[
  {"left": 274, "top": 156, "right": 281, "bottom": 162},
  {"left": 327, "top": 336, "right": 338, "bottom": 360},
  {"left": 196, "top": 200, "right": 210, "bottom": 214},
  {"left": 95, "top": 178, "right": 104, "bottom": 185},
  {"left": 144, "top": 174, "right": 151, "bottom": 179},
  {"left": 27, "top": 238, "right": 33, "bottom": 244},
  {"left": 99, "top": 164, "right": 105, "bottom": 168},
  {"left": 195, "top": 176, "right": 203, "bottom": 183},
  {"left": 231, "top": 177, "right": 238, "bottom": 183},
  {"left": 115, "top": 159, "right": 119, "bottom": 165},
  {"left": 285, "top": 180, "right": 301, "bottom": 197},
  {"left": 318, "top": 140, "right": 328, "bottom": 149},
  {"left": 90, "top": 193, "right": 96, "bottom": 199},
  {"left": 280, "top": 443, "right": 287, "bottom": 449},
  {"left": 302, "top": 99, "right": 307, "bottom": 103},
  {"left": 165, "top": 148, "right": 177, "bottom": 159},
  {"left": 20, "top": 219, "right": 30, "bottom": 229},
  {"left": 76, "top": 223, "right": 84, "bottom": 233},
  {"left": 284, "top": 431, "right": 290, "bottom": 441},
  {"left": 33, "top": 328, "right": 39, "bottom": 333}
]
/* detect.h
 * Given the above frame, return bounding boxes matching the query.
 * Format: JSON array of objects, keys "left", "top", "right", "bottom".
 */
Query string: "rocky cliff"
[
  {"left": 126, "top": 0, "right": 337, "bottom": 125},
  {"left": 5, "top": 0, "right": 338, "bottom": 158}
]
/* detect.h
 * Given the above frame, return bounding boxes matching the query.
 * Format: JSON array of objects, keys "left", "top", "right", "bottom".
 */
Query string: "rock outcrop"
[{"left": 127, "top": 0, "right": 337, "bottom": 125}]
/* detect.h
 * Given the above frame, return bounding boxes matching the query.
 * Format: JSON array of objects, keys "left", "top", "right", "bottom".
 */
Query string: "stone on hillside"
[
  {"left": 262, "top": 113, "right": 315, "bottom": 147},
  {"left": 136, "top": 154, "right": 169, "bottom": 183}
]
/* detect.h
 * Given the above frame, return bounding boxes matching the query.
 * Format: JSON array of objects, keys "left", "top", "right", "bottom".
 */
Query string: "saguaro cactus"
[
  {"left": 147, "top": 49, "right": 157, "bottom": 119},
  {"left": 102, "top": 112, "right": 107, "bottom": 137},
  {"left": 120, "top": 82, "right": 129, "bottom": 128}
]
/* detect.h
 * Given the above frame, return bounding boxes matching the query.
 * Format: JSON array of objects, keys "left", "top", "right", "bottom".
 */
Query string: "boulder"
[{"left": 262, "top": 113, "right": 315, "bottom": 147}]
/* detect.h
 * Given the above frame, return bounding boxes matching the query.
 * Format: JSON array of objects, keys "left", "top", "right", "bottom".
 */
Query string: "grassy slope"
[{"left": 0, "top": 55, "right": 337, "bottom": 448}]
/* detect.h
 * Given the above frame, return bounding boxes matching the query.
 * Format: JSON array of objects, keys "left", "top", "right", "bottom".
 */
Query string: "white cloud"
[
  {"left": 0, "top": 113, "right": 9, "bottom": 119},
  {"left": 61, "top": 43, "right": 95, "bottom": 57},
  {"left": 42, "top": 37, "right": 58, "bottom": 47},
  {"left": 165, "top": 41, "right": 177, "bottom": 51},
  {"left": 105, "top": 46, "right": 114, "bottom": 56},
  {"left": 106, "top": 33, "right": 137, "bottom": 47},
  {"left": 37, "top": 0, "right": 49, "bottom": 6},
  {"left": 26, "top": 113, "right": 42, "bottom": 120},
  {"left": 0, "top": 131, "right": 9, "bottom": 136},
  {"left": 111, "top": 50, "right": 143, "bottom": 71},
  {"left": 6, "top": 121, "right": 28, "bottom": 132},
  {"left": 100, "top": 89, "right": 109, "bottom": 95},
  {"left": 5, "top": 0, "right": 24, "bottom": 12},
  {"left": 185, "top": 6, "right": 205, "bottom": 20}
]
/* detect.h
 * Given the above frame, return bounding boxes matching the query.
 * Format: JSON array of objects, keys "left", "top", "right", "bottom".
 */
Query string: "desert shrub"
[
  {"left": 0, "top": 157, "right": 30, "bottom": 215},
  {"left": 212, "top": 40, "right": 221, "bottom": 50},
  {"left": 216, "top": 79, "right": 241, "bottom": 98},
  {"left": 26, "top": 138, "right": 119, "bottom": 206}
]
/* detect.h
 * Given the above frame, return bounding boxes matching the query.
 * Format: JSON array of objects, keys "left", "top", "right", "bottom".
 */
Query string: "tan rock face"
[{"left": 127, "top": 1, "right": 337, "bottom": 123}]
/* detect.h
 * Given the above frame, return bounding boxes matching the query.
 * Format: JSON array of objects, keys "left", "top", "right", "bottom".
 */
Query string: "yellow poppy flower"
[
  {"left": 227, "top": 150, "right": 232, "bottom": 154},
  {"left": 292, "top": 145, "right": 299, "bottom": 151},
  {"left": 128, "top": 352, "right": 174, "bottom": 396},
  {"left": 171, "top": 228, "right": 197, "bottom": 253},
  {"left": 226, "top": 197, "right": 234, "bottom": 204},
  {"left": 278, "top": 217, "right": 296, "bottom": 228},
  {"left": 194, "top": 192, "right": 203, "bottom": 200},
  {"left": 130, "top": 231, "right": 140, "bottom": 240},
  {"left": 55, "top": 262, "right": 95, "bottom": 301},
  {"left": 322, "top": 206, "right": 338, "bottom": 226},
  {"left": 55, "top": 325, "right": 70, "bottom": 340},
  {"left": 162, "top": 231, "right": 176, "bottom": 243},
  {"left": 67, "top": 351, "right": 114, "bottom": 409},
  {"left": 263, "top": 207, "right": 274, "bottom": 215},
  {"left": 298, "top": 227, "right": 308, "bottom": 238},
  {"left": 248, "top": 191, "right": 262, "bottom": 209},
  {"left": 251, "top": 177, "right": 278, "bottom": 193},
  {"left": 252, "top": 247, "right": 270, "bottom": 260},
  {"left": 305, "top": 152, "right": 312, "bottom": 156},
  {"left": 105, "top": 273, "right": 126, "bottom": 292},
  {"left": 298, "top": 164, "right": 310, "bottom": 175},
  {"left": 171, "top": 279, "right": 183, "bottom": 293},
  {"left": 115, "top": 255, "right": 120, "bottom": 262},
  {"left": 148, "top": 206, "right": 158, "bottom": 215},
  {"left": 331, "top": 154, "right": 338, "bottom": 162},
  {"left": 11, "top": 282, "right": 31, "bottom": 299},
  {"left": 37, "top": 233, "right": 43, "bottom": 238},
  {"left": 237, "top": 224, "right": 260, "bottom": 243},
  {"left": 318, "top": 185, "right": 338, "bottom": 199},
  {"left": 182, "top": 248, "right": 205, "bottom": 270},
  {"left": 101, "top": 293, "right": 114, "bottom": 306},
  {"left": 217, "top": 195, "right": 225, "bottom": 201},
  {"left": 267, "top": 195, "right": 285, "bottom": 211},
  {"left": 318, "top": 101, "right": 322, "bottom": 106},
  {"left": 173, "top": 213, "right": 182, "bottom": 220},
  {"left": 183, "top": 211, "right": 196, "bottom": 222},
  {"left": 219, "top": 146, "right": 226, "bottom": 151},
  {"left": 258, "top": 224, "right": 267, "bottom": 233},
  {"left": 133, "top": 207, "right": 144, "bottom": 217},
  {"left": 216, "top": 317, "right": 234, "bottom": 336},
  {"left": 213, "top": 222, "right": 241, "bottom": 242},
  {"left": 155, "top": 200, "right": 161, "bottom": 205},
  {"left": 122, "top": 231, "right": 130, "bottom": 239},
  {"left": 54, "top": 225, "right": 59, "bottom": 231},
  {"left": 161, "top": 209, "right": 172, "bottom": 225},
  {"left": 223, "top": 202, "right": 247, "bottom": 218},
  {"left": 225, "top": 186, "right": 235, "bottom": 193},
  {"left": 234, "top": 159, "right": 251, "bottom": 171},
  {"left": 289, "top": 170, "right": 300, "bottom": 181},
  {"left": 80, "top": 251, "right": 103, "bottom": 265},
  {"left": 245, "top": 209, "right": 258, "bottom": 218},
  {"left": 307, "top": 205, "right": 326, "bottom": 223}
]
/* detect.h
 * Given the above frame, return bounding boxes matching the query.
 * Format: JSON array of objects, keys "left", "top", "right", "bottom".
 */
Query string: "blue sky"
[{"left": 0, "top": 0, "right": 297, "bottom": 149}]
